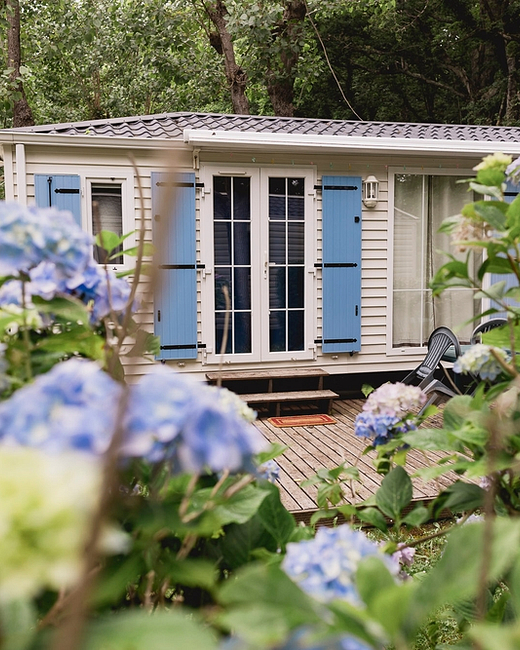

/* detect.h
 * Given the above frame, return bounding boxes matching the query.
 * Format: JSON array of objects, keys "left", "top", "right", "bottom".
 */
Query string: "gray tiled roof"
[{"left": 5, "top": 111, "right": 520, "bottom": 142}]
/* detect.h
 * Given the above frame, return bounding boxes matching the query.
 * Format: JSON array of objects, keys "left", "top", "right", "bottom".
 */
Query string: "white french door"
[{"left": 201, "top": 166, "right": 316, "bottom": 363}]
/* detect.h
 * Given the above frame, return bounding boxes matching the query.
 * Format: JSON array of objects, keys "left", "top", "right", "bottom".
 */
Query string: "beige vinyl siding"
[{"left": 14, "top": 141, "right": 482, "bottom": 381}]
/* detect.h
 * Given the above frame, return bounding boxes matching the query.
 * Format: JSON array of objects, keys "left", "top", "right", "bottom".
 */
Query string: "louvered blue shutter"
[
  {"left": 34, "top": 174, "right": 81, "bottom": 226},
  {"left": 490, "top": 181, "right": 520, "bottom": 316},
  {"left": 152, "top": 172, "right": 197, "bottom": 360},
  {"left": 321, "top": 176, "right": 362, "bottom": 353}
]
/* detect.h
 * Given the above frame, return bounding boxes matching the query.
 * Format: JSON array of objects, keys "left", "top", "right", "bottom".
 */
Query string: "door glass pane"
[
  {"left": 214, "top": 222, "right": 231, "bottom": 265},
  {"left": 269, "top": 196, "right": 285, "bottom": 219},
  {"left": 269, "top": 267, "right": 286, "bottom": 309},
  {"left": 269, "top": 311, "right": 286, "bottom": 352},
  {"left": 235, "top": 312, "right": 252, "bottom": 353},
  {"left": 215, "top": 268, "right": 231, "bottom": 310},
  {"left": 213, "top": 176, "right": 251, "bottom": 355},
  {"left": 288, "top": 267, "right": 304, "bottom": 308},
  {"left": 288, "top": 222, "right": 304, "bottom": 264},
  {"left": 288, "top": 178, "right": 304, "bottom": 219},
  {"left": 233, "top": 222, "right": 250, "bottom": 265},
  {"left": 214, "top": 177, "right": 231, "bottom": 220},
  {"left": 234, "top": 267, "right": 251, "bottom": 310},
  {"left": 269, "top": 222, "right": 286, "bottom": 264},
  {"left": 215, "top": 312, "right": 232, "bottom": 355},
  {"left": 288, "top": 311, "right": 304, "bottom": 351},
  {"left": 288, "top": 177, "right": 304, "bottom": 196},
  {"left": 269, "top": 177, "right": 286, "bottom": 220},
  {"left": 233, "top": 177, "right": 251, "bottom": 219}
]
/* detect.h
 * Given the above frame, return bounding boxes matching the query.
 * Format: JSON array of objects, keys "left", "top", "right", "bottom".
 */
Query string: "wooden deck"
[{"left": 253, "top": 398, "right": 452, "bottom": 523}]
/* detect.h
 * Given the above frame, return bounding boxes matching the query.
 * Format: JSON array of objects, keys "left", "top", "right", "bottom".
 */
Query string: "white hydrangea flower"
[
  {"left": 0, "top": 447, "right": 102, "bottom": 602},
  {"left": 205, "top": 384, "right": 257, "bottom": 423},
  {"left": 453, "top": 344, "right": 508, "bottom": 381},
  {"left": 473, "top": 152, "right": 512, "bottom": 172},
  {"left": 363, "top": 382, "right": 426, "bottom": 418}
]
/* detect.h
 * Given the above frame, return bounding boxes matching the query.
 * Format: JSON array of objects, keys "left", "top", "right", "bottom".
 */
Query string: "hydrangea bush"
[
  {"left": 3, "top": 156, "right": 520, "bottom": 650},
  {"left": 354, "top": 382, "right": 427, "bottom": 446}
]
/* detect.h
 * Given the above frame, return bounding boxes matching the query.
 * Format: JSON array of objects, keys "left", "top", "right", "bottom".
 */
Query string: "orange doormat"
[{"left": 267, "top": 414, "right": 336, "bottom": 427}]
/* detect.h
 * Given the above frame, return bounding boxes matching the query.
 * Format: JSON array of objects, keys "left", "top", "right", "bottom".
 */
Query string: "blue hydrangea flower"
[
  {"left": 282, "top": 525, "right": 399, "bottom": 606},
  {"left": 0, "top": 202, "right": 92, "bottom": 278},
  {"left": 506, "top": 156, "right": 520, "bottom": 185},
  {"left": 123, "top": 367, "right": 266, "bottom": 473},
  {"left": 90, "top": 275, "right": 134, "bottom": 322},
  {"left": 29, "top": 261, "right": 68, "bottom": 300},
  {"left": 0, "top": 358, "right": 123, "bottom": 454},
  {"left": 354, "top": 411, "right": 401, "bottom": 446},
  {"left": 174, "top": 390, "right": 266, "bottom": 474},
  {"left": 72, "top": 260, "right": 137, "bottom": 323},
  {"left": 122, "top": 367, "right": 195, "bottom": 462},
  {"left": 0, "top": 279, "right": 29, "bottom": 308},
  {"left": 257, "top": 459, "right": 280, "bottom": 483}
]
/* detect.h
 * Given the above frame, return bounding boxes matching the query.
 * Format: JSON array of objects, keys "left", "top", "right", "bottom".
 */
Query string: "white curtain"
[{"left": 393, "top": 174, "right": 480, "bottom": 347}]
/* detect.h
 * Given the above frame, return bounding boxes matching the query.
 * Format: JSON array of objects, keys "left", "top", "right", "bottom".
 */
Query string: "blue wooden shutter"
[
  {"left": 490, "top": 181, "right": 520, "bottom": 316},
  {"left": 152, "top": 172, "right": 197, "bottom": 360},
  {"left": 321, "top": 175, "right": 362, "bottom": 353},
  {"left": 34, "top": 174, "right": 81, "bottom": 226}
]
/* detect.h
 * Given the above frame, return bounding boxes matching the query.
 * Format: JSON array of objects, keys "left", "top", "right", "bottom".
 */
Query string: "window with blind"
[{"left": 91, "top": 183, "right": 123, "bottom": 265}]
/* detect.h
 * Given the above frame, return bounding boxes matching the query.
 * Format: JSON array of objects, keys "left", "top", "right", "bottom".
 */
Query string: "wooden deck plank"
[
  {"left": 253, "top": 397, "right": 458, "bottom": 513},
  {"left": 265, "top": 423, "right": 376, "bottom": 503},
  {"left": 309, "top": 420, "right": 436, "bottom": 500}
]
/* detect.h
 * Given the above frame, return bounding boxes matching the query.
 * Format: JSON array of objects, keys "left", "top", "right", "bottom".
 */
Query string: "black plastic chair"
[
  {"left": 402, "top": 326, "right": 462, "bottom": 405},
  {"left": 470, "top": 318, "right": 508, "bottom": 345}
]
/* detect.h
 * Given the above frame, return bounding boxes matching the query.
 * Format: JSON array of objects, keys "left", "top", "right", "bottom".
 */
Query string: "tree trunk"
[
  {"left": 265, "top": 0, "right": 307, "bottom": 117},
  {"left": 504, "top": 42, "right": 520, "bottom": 123},
  {"left": 6, "top": 0, "right": 34, "bottom": 127},
  {"left": 205, "top": 0, "right": 250, "bottom": 115}
]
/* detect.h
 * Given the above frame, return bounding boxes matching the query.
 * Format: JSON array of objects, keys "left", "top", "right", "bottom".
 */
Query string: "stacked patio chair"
[
  {"left": 470, "top": 317, "right": 508, "bottom": 344},
  {"left": 402, "top": 326, "right": 462, "bottom": 409}
]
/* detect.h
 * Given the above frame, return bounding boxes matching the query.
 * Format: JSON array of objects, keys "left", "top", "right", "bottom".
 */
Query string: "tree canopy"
[{"left": 1, "top": 0, "right": 520, "bottom": 127}]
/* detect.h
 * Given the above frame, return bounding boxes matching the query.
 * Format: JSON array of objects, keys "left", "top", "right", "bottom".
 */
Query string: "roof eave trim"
[
  {"left": 0, "top": 132, "right": 182, "bottom": 149},
  {"left": 183, "top": 128, "right": 520, "bottom": 155}
]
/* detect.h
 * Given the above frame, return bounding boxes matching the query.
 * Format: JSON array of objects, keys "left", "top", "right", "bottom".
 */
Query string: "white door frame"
[{"left": 200, "top": 164, "right": 317, "bottom": 364}]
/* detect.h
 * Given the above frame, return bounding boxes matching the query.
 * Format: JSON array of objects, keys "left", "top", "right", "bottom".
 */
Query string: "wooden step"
[
  {"left": 239, "top": 389, "right": 339, "bottom": 417},
  {"left": 206, "top": 368, "right": 329, "bottom": 391},
  {"left": 206, "top": 368, "right": 329, "bottom": 382}
]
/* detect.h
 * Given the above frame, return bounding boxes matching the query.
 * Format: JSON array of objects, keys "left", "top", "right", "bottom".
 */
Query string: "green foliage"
[
  {"left": 7, "top": 156, "right": 520, "bottom": 649},
  {"left": 2, "top": 0, "right": 518, "bottom": 125}
]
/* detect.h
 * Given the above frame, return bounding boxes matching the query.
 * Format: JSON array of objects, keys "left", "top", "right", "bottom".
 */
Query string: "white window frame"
[
  {"left": 84, "top": 169, "right": 135, "bottom": 271},
  {"left": 30, "top": 166, "right": 135, "bottom": 271},
  {"left": 386, "top": 165, "right": 475, "bottom": 357},
  {"left": 199, "top": 164, "right": 317, "bottom": 364}
]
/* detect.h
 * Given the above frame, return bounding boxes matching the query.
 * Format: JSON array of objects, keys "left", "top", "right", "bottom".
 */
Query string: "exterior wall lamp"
[{"left": 363, "top": 175, "right": 379, "bottom": 208}]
